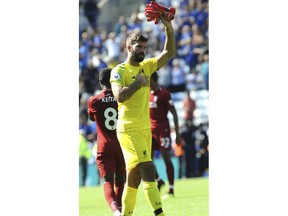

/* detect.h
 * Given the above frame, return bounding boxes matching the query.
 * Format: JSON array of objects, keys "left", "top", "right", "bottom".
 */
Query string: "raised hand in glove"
[{"left": 144, "top": 1, "right": 176, "bottom": 24}]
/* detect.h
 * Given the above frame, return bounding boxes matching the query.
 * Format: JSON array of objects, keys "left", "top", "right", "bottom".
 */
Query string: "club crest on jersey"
[{"left": 113, "top": 73, "right": 120, "bottom": 80}]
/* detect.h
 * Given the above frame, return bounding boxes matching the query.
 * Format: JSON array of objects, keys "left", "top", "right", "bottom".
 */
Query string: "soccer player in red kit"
[
  {"left": 87, "top": 68, "right": 126, "bottom": 216},
  {"left": 149, "top": 72, "right": 181, "bottom": 197}
]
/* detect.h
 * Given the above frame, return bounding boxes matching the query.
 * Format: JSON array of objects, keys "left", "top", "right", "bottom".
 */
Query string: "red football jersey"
[
  {"left": 87, "top": 89, "right": 120, "bottom": 152},
  {"left": 149, "top": 86, "right": 174, "bottom": 130}
]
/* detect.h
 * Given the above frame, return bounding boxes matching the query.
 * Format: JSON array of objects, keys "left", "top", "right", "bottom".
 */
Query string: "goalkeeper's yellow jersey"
[{"left": 110, "top": 57, "right": 157, "bottom": 132}]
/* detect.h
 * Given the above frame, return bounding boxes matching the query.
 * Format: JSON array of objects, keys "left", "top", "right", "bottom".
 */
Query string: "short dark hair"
[
  {"left": 151, "top": 72, "right": 158, "bottom": 82},
  {"left": 99, "top": 68, "right": 112, "bottom": 86},
  {"left": 126, "top": 33, "right": 148, "bottom": 46}
]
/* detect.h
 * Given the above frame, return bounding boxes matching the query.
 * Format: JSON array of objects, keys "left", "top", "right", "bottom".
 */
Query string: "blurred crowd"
[{"left": 79, "top": 0, "right": 209, "bottom": 185}]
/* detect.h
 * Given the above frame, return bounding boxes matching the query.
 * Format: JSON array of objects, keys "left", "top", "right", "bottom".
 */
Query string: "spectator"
[
  {"left": 79, "top": 40, "right": 90, "bottom": 71},
  {"left": 90, "top": 49, "right": 108, "bottom": 80},
  {"left": 157, "top": 64, "right": 172, "bottom": 88},
  {"left": 198, "top": 51, "right": 209, "bottom": 90},
  {"left": 194, "top": 122, "right": 209, "bottom": 176},
  {"left": 177, "top": 25, "right": 192, "bottom": 63},
  {"left": 188, "top": 24, "right": 207, "bottom": 69},
  {"left": 127, "top": 12, "right": 143, "bottom": 33},
  {"left": 169, "top": 58, "right": 186, "bottom": 93},
  {"left": 80, "top": 60, "right": 100, "bottom": 95},
  {"left": 103, "top": 32, "right": 121, "bottom": 64},
  {"left": 143, "top": 26, "right": 161, "bottom": 51},
  {"left": 114, "top": 15, "right": 129, "bottom": 36},
  {"left": 79, "top": 2, "right": 93, "bottom": 34},
  {"left": 92, "top": 29, "right": 105, "bottom": 54},
  {"left": 180, "top": 119, "right": 198, "bottom": 177},
  {"left": 186, "top": 67, "right": 205, "bottom": 90},
  {"left": 182, "top": 89, "right": 196, "bottom": 122},
  {"left": 190, "top": 0, "right": 208, "bottom": 33}
]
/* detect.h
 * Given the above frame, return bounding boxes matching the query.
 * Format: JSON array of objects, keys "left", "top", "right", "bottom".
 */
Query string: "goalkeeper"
[{"left": 110, "top": 2, "right": 176, "bottom": 216}]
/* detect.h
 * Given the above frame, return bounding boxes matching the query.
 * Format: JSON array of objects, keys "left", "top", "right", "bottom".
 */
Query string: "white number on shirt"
[
  {"left": 104, "top": 107, "right": 117, "bottom": 130},
  {"left": 160, "top": 137, "right": 170, "bottom": 148}
]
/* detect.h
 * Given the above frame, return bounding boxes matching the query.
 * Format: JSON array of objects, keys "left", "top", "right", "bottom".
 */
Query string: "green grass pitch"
[{"left": 79, "top": 177, "right": 208, "bottom": 216}]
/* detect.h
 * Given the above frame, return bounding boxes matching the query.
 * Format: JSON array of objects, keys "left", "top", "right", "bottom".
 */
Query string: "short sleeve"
[{"left": 110, "top": 65, "right": 124, "bottom": 87}]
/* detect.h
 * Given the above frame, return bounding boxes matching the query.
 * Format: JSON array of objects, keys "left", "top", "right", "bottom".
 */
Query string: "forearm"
[
  {"left": 170, "top": 109, "right": 180, "bottom": 135},
  {"left": 173, "top": 115, "right": 180, "bottom": 135},
  {"left": 163, "top": 24, "right": 176, "bottom": 57},
  {"left": 156, "top": 22, "right": 176, "bottom": 69},
  {"left": 117, "top": 80, "right": 141, "bottom": 102}
]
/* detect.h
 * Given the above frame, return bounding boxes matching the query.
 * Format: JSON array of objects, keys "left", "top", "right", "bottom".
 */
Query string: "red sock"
[
  {"left": 165, "top": 161, "right": 174, "bottom": 186},
  {"left": 114, "top": 180, "right": 124, "bottom": 207},
  {"left": 103, "top": 182, "right": 118, "bottom": 212},
  {"left": 110, "top": 201, "right": 119, "bottom": 212}
]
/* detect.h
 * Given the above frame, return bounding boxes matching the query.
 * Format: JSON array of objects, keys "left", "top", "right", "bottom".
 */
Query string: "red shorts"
[
  {"left": 152, "top": 127, "right": 172, "bottom": 151},
  {"left": 96, "top": 150, "right": 126, "bottom": 178}
]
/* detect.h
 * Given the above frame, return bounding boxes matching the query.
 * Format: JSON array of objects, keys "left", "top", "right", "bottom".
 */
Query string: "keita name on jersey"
[{"left": 102, "top": 96, "right": 116, "bottom": 103}]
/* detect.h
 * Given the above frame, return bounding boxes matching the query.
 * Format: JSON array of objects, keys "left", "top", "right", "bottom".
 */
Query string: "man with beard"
[{"left": 110, "top": 14, "right": 175, "bottom": 216}]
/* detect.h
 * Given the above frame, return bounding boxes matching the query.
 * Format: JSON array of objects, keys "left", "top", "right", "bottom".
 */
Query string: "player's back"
[
  {"left": 88, "top": 89, "right": 119, "bottom": 151},
  {"left": 149, "top": 86, "right": 172, "bottom": 128}
]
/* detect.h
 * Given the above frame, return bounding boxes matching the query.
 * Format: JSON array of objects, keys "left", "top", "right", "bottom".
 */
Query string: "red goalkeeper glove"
[{"left": 144, "top": 1, "right": 176, "bottom": 24}]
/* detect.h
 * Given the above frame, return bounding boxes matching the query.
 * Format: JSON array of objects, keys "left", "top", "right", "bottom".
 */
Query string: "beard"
[{"left": 132, "top": 51, "right": 145, "bottom": 62}]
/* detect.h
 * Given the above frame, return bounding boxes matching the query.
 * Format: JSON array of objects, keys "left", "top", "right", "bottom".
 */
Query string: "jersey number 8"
[{"left": 104, "top": 107, "right": 117, "bottom": 130}]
